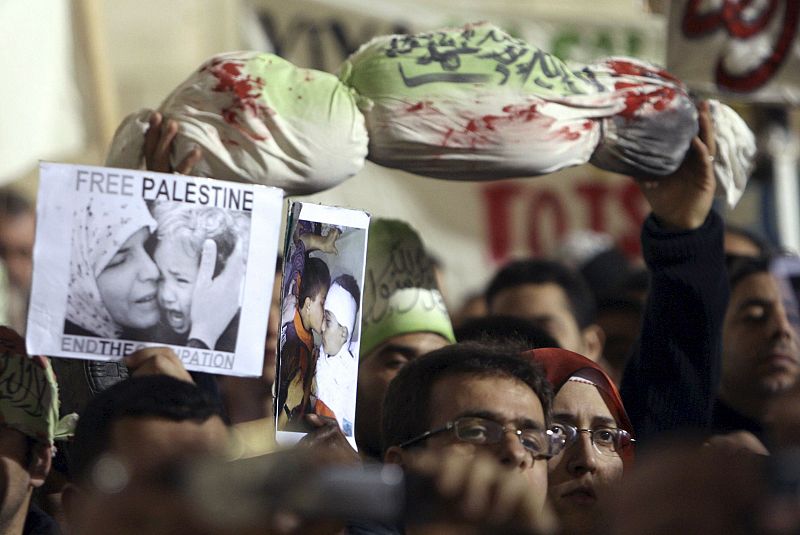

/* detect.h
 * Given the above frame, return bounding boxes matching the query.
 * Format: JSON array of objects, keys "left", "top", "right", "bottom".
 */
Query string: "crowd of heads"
[{"left": 2, "top": 99, "right": 800, "bottom": 535}]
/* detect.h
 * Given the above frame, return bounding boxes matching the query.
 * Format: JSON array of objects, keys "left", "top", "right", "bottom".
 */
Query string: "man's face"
[
  {"left": 320, "top": 309, "right": 346, "bottom": 356},
  {"left": 355, "top": 333, "right": 449, "bottom": 459},
  {"left": 490, "top": 283, "right": 587, "bottom": 354},
  {"left": 547, "top": 381, "right": 624, "bottom": 533},
  {"left": 722, "top": 272, "right": 800, "bottom": 398},
  {"left": 68, "top": 416, "right": 228, "bottom": 535},
  {"left": 0, "top": 212, "right": 34, "bottom": 293},
  {"left": 422, "top": 373, "right": 549, "bottom": 510},
  {"left": 0, "top": 426, "right": 36, "bottom": 532}
]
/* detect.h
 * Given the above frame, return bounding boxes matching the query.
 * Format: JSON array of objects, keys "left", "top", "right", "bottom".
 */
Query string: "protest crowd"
[{"left": 4, "top": 5, "right": 800, "bottom": 535}]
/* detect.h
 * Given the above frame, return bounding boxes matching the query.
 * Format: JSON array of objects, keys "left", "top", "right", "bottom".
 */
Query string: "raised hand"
[
  {"left": 638, "top": 101, "right": 717, "bottom": 231},
  {"left": 144, "top": 111, "right": 203, "bottom": 174}
]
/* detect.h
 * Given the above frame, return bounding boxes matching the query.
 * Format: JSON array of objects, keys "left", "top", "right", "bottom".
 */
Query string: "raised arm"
[{"left": 620, "top": 102, "right": 730, "bottom": 443}]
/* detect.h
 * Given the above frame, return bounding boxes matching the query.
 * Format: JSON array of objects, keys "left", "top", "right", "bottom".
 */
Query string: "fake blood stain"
[
  {"left": 201, "top": 59, "right": 272, "bottom": 141},
  {"left": 403, "top": 98, "right": 591, "bottom": 150}
]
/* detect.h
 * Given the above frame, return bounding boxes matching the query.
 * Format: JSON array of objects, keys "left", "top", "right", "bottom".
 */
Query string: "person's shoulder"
[{"left": 23, "top": 503, "right": 61, "bottom": 535}]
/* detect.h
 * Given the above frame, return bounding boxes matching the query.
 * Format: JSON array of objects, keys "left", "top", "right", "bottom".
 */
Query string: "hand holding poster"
[
  {"left": 27, "top": 163, "right": 284, "bottom": 377},
  {"left": 275, "top": 202, "right": 369, "bottom": 449}
]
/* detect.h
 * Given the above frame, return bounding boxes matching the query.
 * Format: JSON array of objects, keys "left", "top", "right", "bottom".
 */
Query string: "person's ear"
[
  {"left": 340, "top": 326, "right": 349, "bottom": 344},
  {"left": 580, "top": 324, "right": 606, "bottom": 362},
  {"left": 28, "top": 443, "right": 52, "bottom": 487},
  {"left": 384, "top": 446, "right": 406, "bottom": 466}
]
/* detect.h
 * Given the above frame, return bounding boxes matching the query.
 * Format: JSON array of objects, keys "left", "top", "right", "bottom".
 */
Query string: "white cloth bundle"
[
  {"left": 340, "top": 23, "right": 756, "bottom": 206},
  {"left": 107, "top": 52, "right": 369, "bottom": 195}
]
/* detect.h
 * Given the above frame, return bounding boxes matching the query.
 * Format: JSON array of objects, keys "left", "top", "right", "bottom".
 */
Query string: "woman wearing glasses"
[{"left": 529, "top": 347, "right": 635, "bottom": 534}]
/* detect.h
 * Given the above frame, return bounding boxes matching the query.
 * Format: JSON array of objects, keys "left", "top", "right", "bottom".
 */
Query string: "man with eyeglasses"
[{"left": 372, "top": 342, "right": 560, "bottom": 534}]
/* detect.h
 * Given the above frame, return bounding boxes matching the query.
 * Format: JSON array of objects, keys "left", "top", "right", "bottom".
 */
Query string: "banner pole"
[
  {"left": 766, "top": 109, "right": 800, "bottom": 254},
  {"left": 72, "top": 0, "right": 119, "bottom": 153}
]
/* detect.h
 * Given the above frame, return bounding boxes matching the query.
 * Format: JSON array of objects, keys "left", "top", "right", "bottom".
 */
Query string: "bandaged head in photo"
[
  {"left": 66, "top": 196, "right": 157, "bottom": 338},
  {"left": 323, "top": 276, "right": 359, "bottom": 355},
  {"left": 360, "top": 219, "right": 455, "bottom": 357},
  {"left": 106, "top": 52, "right": 369, "bottom": 196},
  {"left": 0, "top": 327, "right": 74, "bottom": 445}
]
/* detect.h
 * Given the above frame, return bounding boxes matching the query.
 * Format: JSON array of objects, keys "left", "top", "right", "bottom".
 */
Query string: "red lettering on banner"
[
  {"left": 681, "top": 0, "right": 800, "bottom": 92},
  {"left": 527, "top": 190, "right": 567, "bottom": 256},
  {"left": 618, "top": 181, "right": 648, "bottom": 256},
  {"left": 576, "top": 183, "right": 611, "bottom": 231},
  {"left": 483, "top": 183, "right": 522, "bottom": 262},
  {"left": 482, "top": 179, "right": 647, "bottom": 263}
]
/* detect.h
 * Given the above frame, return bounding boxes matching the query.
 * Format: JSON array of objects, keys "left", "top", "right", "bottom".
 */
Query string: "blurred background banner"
[
  {"left": 1, "top": 1, "right": 780, "bottom": 306},
  {"left": 249, "top": 0, "right": 665, "bottom": 72},
  {"left": 0, "top": 1, "right": 86, "bottom": 184},
  {"left": 667, "top": 0, "right": 800, "bottom": 103},
  {"left": 249, "top": 0, "right": 660, "bottom": 301}
]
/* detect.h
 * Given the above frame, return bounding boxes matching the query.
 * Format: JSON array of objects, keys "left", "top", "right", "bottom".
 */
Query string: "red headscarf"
[{"left": 525, "top": 348, "right": 634, "bottom": 467}]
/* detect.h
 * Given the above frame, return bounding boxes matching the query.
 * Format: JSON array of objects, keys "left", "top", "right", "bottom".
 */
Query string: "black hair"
[
  {"left": 332, "top": 273, "right": 361, "bottom": 311},
  {"left": 299, "top": 257, "right": 331, "bottom": 308},
  {"left": 0, "top": 188, "right": 31, "bottom": 218},
  {"left": 69, "top": 375, "right": 222, "bottom": 483},
  {"left": 381, "top": 341, "right": 552, "bottom": 453},
  {"left": 454, "top": 315, "right": 560, "bottom": 351},
  {"left": 597, "top": 297, "right": 645, "bottom": 316},
  {"left": 485, "top": 259, "right": 597, "bottom": 328},
  {"left": 727, "top": 255, "right": 771, "bottom": 291}
]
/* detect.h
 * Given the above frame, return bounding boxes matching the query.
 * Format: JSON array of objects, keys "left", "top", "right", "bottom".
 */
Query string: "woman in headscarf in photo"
[
  {"left": 527, "top": 348, "right": 635, "bottom": 534},
  {"left": 65, "top": 196, "right": 160, "bottom": 339},
  {"left": 150, "top": 201, "right": 250, "bottom": 352}
]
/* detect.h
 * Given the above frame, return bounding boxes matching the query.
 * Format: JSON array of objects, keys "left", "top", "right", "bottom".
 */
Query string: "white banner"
[
  {"left": 302, "top": 162, "right": 648, "bottom": 305},
  {"left": 27, "top": 163, "right": 284, "bottom": 377},
  {"left": 667, "top": 0, "right": 800, "bottom": 103},
  {"left": 250, "top": 0, "right": 665, "bottom": 72},
  {"left": 250, "top": 0, "right": 656, "bottom": 306}
]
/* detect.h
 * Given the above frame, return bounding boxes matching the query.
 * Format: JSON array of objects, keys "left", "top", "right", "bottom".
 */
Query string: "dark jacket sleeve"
[{"left": 620, "top": 210, "right": 729, "bottom": 445}]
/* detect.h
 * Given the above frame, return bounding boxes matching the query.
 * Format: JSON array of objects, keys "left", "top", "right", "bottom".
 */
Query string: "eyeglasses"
[
  {"left": 550, "top": 423, "right": 635, "bottom": 456},
  {"left": 397, "top": 416, "right": 566, "bottom": 460}
]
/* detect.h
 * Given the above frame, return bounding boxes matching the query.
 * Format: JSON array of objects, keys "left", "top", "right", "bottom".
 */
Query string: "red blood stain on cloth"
[
  {"left": 606, "top": 59, "right": 680, "bottom": 85},
  {"left": 606, "top": 59, "right": 683, "bottom": 120},
  {"left": 200, "top": 58, "right": 272, "bottom": 141},
  {"left": 618, "top": 86, "right": 677, "bottom": 120},
  {"left": 412, "top": 101, "right": 591, "bottom": 150}
]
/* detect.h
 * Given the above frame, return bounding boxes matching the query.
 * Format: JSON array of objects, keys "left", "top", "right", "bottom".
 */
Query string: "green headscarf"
[{"left": 360, "top": 219, "right": 455, "bottom": 357}]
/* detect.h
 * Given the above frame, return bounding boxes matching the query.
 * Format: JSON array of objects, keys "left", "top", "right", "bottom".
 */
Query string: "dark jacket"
[{"left": 621, "top": 210, "right": 729, "bottom": 445}]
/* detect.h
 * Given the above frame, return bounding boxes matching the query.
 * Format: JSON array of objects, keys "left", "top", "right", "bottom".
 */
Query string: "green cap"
[{"left": 360, "top": 219, "right": 455, "bottom": 357}]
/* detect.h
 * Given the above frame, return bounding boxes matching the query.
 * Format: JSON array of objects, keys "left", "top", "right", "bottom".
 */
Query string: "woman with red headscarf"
[
  {"left": 523, "top": 102, "right": 728, "bottom": 533},
  {"left": 527, "top": 348, "right": 634, "bottom": 533}
]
